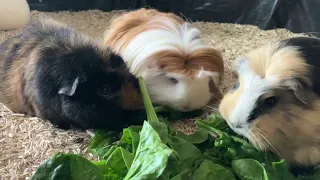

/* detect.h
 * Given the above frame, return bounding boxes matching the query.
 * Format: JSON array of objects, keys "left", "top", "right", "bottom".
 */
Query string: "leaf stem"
[{"left": 138, "top": 76, "right": 159, "bottom": 122}]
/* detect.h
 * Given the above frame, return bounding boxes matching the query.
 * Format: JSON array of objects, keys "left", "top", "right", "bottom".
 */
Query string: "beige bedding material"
[{"left": 0, "top": 10, "right": 305, "bottom": 180}]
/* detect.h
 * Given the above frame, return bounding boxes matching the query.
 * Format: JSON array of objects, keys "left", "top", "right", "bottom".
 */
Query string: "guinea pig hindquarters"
[
  {"left": 0, "top": 18, "right": 143, "bottom": 130},
  {"left": 218, "top": 37, "right": 320, "bottom": 166},
  {"left": 104, "top": 8, "right": 224, "bottom": 112}
]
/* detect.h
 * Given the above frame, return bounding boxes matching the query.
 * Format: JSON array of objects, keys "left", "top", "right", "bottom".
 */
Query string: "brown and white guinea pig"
[
  {"left": 218, "top": 36, "right": 320, "bottom": 167},
  {"left": 103, "top": 8, "right": 224, "bottom": 112},
  {"left": 0, "top": 18, "right": 143, "bottom": 131}
]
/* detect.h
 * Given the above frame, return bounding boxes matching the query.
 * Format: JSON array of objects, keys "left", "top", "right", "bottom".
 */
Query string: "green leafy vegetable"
[
  {"left": 138, "top": 77, "right": 158, "bottom": 122},
  {"left": 31, "top": 153, "right": 104, "bottom": 180},
  {"left": 123, "top": 121, "right": 173, "bottom": 180},
  {"left": 92, "top": 147, "right": 134, "bottom": 180},
  {"left": 175, "top": 128, "right": 208, "bottom": 144},
  {"left": 193, "top": 159, "right": 236, "bottom": 180},
  {"left": 90, "top": 131, "right": 121, "bottom": 159},
  {"left": 167, "top": 135, "right": 202, "bottom": 168},
  {"left": 119, "top": 126, "right": 142, "bottom": 154},
  {"left": 271, "top": 159, "right": 297, "bottom": 180},
  {"left": 231, "top": 159, "right": 268, "bottom": 180},
  {"left": 31, "top": 77, "right": 318, "bottom": 180}
]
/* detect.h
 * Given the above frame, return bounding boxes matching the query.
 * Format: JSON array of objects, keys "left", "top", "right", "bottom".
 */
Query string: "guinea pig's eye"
[
  {"left": 169, "top": 77, "right": 178, "bottom": 84},
  {"left": 232, "top": 81, "right": 240, "bottom": 90},
  {"left": 100, "top": 86, "right": 111, "bottom": 95},
  {"left": 262, "top": 96, "right": 278, "bottom": 109}
]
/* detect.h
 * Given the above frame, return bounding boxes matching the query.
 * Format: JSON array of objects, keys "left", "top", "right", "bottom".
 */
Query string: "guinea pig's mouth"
[
  {"left": 227, "top": 122, "right": 251, "bottom": 139},
  {"left": 231, "top": 127, "right": 248, "bottom": 137}
]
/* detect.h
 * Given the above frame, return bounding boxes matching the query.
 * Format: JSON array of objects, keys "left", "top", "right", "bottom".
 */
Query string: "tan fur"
[
  {"left": 252, "top": 98, "right": 320, "bottom": 165},
  {"left": 1, "top": 39, "right": 42, "bottom": 116},
  {"left": 6, "top": 57, "right": 25, "bottom": 112},
  {"left": 218, "top": 77, "right": 244, "bottom": 120},
  {"left": 244, "top": 42, "right": 311, "bottom": 84},
  {"left": 219, "top": 40, "right": 320, "bottom": 166}
]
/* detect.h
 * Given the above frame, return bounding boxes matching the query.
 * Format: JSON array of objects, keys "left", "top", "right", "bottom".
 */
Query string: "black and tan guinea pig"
[
  {"left": 219, "top": 36, "right": 320, "bottom": 167},
  {"left": 0, "top": 18, "right": 144, "bottom": 131}
]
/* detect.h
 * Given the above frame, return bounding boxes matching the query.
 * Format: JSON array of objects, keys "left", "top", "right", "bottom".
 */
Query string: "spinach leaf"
[
  {"left": 138, "top": 77, "right": 158, "bottom": 123},
  {"left": 272, "top": 159, "right": 297, "bottom": 180},
  {"left": 31, "top": 153, "right": 104, "bottom": 180},
  {"left": 123, "top": 121, "right": 173, "bottom": 180},
  {"left": 231, "top": 159, "right": 268, "bottom": 180},
  {"left": 161, "top": 152, "right": 190, "bottom": 178},
  {"left": 175, "top": 128, "right": 209, "bottom": 144},
  {"left": 193, "top": 159, "right": 236, "bottom": 180},
  {"left": 150, "top": 121, "right": 169, "bottom": 144},
  {"left": 171, "top": 170, "right": 193, "bottom": 180},
  {"left": 196, "top": 119, "right": 264, "bottom": 164},
  {"left": 89, "top": 130, "right": 121, "bottom": 159},
  {"left": 119, "top": 126, "right": 142, "bottom": 154},
  {"left": 167, "top": 135, "right": 203, "bottom": 169},
  {"left": 93, "top": 147, "right": 134, "bottom": 180}
]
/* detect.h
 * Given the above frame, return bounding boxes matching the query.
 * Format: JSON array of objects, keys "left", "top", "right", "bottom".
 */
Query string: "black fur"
[
  {"left": 282, "top": 37, "right": 320, "bottom": 96},
  {"left": 0, "top": 18, "right": 143, "bottom": 131}
]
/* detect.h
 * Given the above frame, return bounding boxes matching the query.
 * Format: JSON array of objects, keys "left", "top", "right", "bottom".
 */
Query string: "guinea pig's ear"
[
  {"left": 104, "top": 54, "right": 126, "bottom": 69},
  {"left": 282, "top": 77, "right": 312, "bottom": 105},
  {"left": 58, "top": 77, "right": 80, "bottom": 96}
]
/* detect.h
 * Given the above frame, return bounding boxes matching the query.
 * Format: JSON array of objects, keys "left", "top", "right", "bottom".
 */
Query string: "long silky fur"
[
  {"left": 103, "top": 8, "right": 224, "bottom": 111},
  {"left": 219, "top": 37, "right": 320, "bottom": 166},
  {"left": 0, "top": 18, "right": 143, "bottom": 130}
]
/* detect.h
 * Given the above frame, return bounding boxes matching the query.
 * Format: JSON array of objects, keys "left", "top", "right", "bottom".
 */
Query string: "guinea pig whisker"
[
  {"left": 204, "top": 105, "right": 219, "bottom": 112},
  {"left": 256, "top": 128, "right": 283, "bottom": 159},
  {"left": 249, "top": 130, "right": 266, "bottom": 150}
]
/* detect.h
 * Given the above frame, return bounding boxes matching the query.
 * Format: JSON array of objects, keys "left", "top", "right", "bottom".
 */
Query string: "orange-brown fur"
[
  {"left": 104, "top": 8, "right": 224, "bottom": 78},
  {"left": 104, "top": 8, "right": 224, "bottom": 104},
  {"left": 104, "top": 8, "right": 184, "bottom": 51}
]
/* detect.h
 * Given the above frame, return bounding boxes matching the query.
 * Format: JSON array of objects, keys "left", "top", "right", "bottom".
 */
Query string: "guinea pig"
[
  {"left": 218, "top": 36, "right": 320, "bottom": 167},
  {"left": 0, "top": 18, "right": 143, "bottom": 131},
  {"left": 103, "top": 8, "right": 224, "bottom": 112}
]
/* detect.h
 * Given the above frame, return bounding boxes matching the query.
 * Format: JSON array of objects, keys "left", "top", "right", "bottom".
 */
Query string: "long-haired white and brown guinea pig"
[
  {"left": 0, "top": 18, "right": 144, "bottom": 131},
  {"left": 103, "top": 8, "right": 224, "bottom": 112},
  {"left": 219, "top": 36, "right": 320, "bottom": 167}
]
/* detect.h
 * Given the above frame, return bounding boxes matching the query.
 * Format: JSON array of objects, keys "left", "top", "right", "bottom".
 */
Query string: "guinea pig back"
[
  {"left": 219, "top": 37, "right": 320, "bottom": 166},
  {"left": 0, "top": 18, "right": 143, "bottom": 130},
  {"left": 103, "top": 8, "right": 224, "bottom": 112}
]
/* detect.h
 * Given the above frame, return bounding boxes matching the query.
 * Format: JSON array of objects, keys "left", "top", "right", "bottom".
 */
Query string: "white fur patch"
[
  {"left": 115, "top": 20, "right": 209, "bottom": 75},
  {"left": 143, "top": 70, "right": 213, "bottom": 111},
  {"left": 228, "top": 60, "right": 277, "bottom": 138},
  {"left": 112, "top": 18, "right": 218, "bottom": 111}
]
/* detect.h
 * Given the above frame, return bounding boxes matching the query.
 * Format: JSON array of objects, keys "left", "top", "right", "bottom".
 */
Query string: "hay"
[{"left": 0, "top": 10, "right": 306, "bottom": 180}]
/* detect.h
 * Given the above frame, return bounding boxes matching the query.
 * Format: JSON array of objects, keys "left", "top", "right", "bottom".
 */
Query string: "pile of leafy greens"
[{"left": 31, "top": 77, "right": 320, "bottom": 180}]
